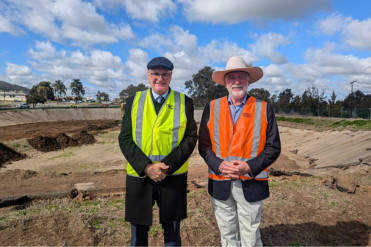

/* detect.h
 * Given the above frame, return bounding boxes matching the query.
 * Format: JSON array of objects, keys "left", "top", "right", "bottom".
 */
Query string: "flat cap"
[{"left": 147, "top": 57, "right": 174, "bottom": 71}]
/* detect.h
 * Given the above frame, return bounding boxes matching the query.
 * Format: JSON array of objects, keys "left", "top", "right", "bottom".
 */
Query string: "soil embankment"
[{"left": 0, "top": 108, "right": 120, "bottom": 127}]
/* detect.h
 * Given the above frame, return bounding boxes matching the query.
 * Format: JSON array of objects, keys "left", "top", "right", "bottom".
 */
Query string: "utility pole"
[{"left": 350, "top": 80, "right": 356, "bottom": 118}]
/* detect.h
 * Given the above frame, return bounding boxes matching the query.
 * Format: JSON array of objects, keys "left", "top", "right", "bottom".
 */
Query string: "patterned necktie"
[{"left": 156, "top": 96, "right": 165, "bottom": 104}]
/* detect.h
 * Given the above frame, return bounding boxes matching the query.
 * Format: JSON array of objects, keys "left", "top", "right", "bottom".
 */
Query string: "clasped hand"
[
  {"left": 144, "top": 162, "right": 169, "bottom": 182},
  {"left": 218, "top": 160, "right": 251, "bottom": 179}
]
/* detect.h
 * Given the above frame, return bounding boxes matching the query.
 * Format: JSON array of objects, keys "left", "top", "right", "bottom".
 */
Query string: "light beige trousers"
[{"left": 211, "top": 180, "right": 263, "bottom": 247}]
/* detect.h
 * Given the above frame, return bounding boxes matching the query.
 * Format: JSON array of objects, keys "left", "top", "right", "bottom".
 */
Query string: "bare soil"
[
  {"left": 0, "top": 143, "right": 27, "bottom": 167},
  {"left": 0, "top": 120, "right": 370, "bottom": 246},
  {"left": 0, "top": 119, "right": 120, "bottom": 142}
]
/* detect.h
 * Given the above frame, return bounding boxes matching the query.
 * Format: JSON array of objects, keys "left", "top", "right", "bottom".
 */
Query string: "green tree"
[
  {"left": 119, "top": 83, "right": 148, "bottom": 99},
  {"left": 248, "top": 88, "right": 270, "bottom": 102},
  {"left": 328, "top": 90, "right": 337, "bottom": 108},
  {"left": 277, "top": 89, "right": 294, "bottom": 110},
  {"left": 96, "top": 90, "right": 101, "bottom": 103},
  {"left": 70, "top": 79, "right": 85, "bottom": 104},
  {"left": 30, "top": 81, "right": 54, "bottom": 101},
  {"left": 52, "top": 80, "right": 67, "bottom": 104},
  {"left": 26, "top": 94, "right": 46, "bottom": 108},
  {"left": 101, "top": 92, "right": 110, "bottom": 102},
  {"left": 185, "top": 66, "right": 228, "bottom": 107}
]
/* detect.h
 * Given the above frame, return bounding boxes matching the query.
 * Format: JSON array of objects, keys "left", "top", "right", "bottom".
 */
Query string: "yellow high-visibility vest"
[{"left": 127, "top": 89, "right": 188, "bottom": 177}]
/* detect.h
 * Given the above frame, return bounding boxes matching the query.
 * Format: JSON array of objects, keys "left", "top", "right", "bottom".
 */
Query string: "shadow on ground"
[{"left": 262, "top": 221, "right": 371, "bottom": 246}]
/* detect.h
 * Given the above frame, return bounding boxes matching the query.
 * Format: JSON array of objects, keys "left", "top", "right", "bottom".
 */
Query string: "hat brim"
[{"left": 212, "top": 67, "right": 263, "bottom": 85}]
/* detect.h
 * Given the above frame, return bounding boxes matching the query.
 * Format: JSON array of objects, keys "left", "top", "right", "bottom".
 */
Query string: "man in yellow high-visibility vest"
[{"left": 118, "top": 57, "right": 197, "bottom": 246}]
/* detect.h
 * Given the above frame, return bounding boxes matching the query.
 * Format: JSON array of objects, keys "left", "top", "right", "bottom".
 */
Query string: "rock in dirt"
[
  {"left": 336, "top": 176, "right": 357, "bottom": 193},
  {"left": 72, "top": 130, "right": 96, "bottom": 145},
  {"left": 321, "top": 176, "right": 335, "bottom": 189},
  {"left": 0, "top": 143, "right": 27, "bottom": 167},
  {"left": 70, "top": 188, "right": 78, "bottom": 199}
]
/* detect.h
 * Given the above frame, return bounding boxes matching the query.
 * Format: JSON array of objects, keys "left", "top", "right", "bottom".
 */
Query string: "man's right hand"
[
  {"left": 219, "top": 161, "right": 239, "bottom": 179},
  {"left": 144, "top": 163, "right": 169, "bottom": 182}
]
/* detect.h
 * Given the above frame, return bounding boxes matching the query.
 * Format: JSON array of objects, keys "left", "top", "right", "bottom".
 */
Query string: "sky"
[{"left": 0, "top": 0, "right": 371, "bottom": 100}]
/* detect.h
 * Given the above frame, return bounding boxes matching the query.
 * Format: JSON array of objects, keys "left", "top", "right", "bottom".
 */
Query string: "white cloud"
[
  {"left": 93, "top": 0, "right": 177, "bottom": 22},
  {"left": 316, "top": 14, "right": 371, "bottom": 50},
  {"left": 264, "top": 64, "right": 284, "bottom": 78},
  {"left": 28, "top": 41, "right": 57, "bottom": 60},
  {"left": 0, "top": 14, "right": 24, "bottom": 36},
  {"left": 251, "top": 33, "right": 289, "bottom": 64},
  {"left": 343, "top": 18, "right": 371, "bottom": 50},
  {"left": 316, "top": 13, "right": 347, "bottom": 36},
  {"left": 5, "top": 62, "right": 33, "bottom": 76},
  {"left": 0, "top": 0, "right": 135, "bottom": 47},
  {"left": 200, "top": 40, "right": 259, "bottom": 64},
  {"left": 125, "top": 48, "right": 149, "bottom": 80},
  {"left": 179, "top": 0, "right": 331, "bottom": 24}
]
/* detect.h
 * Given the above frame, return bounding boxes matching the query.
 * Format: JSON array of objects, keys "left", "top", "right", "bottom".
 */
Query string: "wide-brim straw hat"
[{"left": 212, "top": 56, "right": 263, "bottom": 85}]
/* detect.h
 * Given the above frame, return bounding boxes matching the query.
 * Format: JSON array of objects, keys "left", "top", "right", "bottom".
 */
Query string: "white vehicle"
[
  {"left": 103, "top": 101, "right": 113, "bottom": 104},
  {"left": 16, "top": 103, "right": 30, "bottom": 109}
]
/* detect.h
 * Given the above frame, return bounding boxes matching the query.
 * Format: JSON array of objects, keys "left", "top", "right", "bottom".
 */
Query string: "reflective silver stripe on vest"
[
  {"left": 172, "top": 91, "right": 181, "bottom": 150},
  {"left": 148, "top": 154, "right": 167, "bottom": 162},
  {"left": 213, "top": 98, "right": 222, "bottom": 157},
  {"left": 250, "top": 99, "right": 262, "bottom": 159},
  {"left": 135, "top": 90, "right": 147, "bottom": 149}
]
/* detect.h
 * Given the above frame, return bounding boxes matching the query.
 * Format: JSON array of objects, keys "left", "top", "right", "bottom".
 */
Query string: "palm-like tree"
[
  {"left": 70, "top": 79, "right": 85, "bottom": 104},
  {"left": 52, "top": 80, "right": 67, "bottom": 104}
]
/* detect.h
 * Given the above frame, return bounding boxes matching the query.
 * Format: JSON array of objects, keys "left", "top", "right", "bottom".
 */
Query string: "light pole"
[{"left": 350, "top": 80, "right": 356, "bottom": 118}]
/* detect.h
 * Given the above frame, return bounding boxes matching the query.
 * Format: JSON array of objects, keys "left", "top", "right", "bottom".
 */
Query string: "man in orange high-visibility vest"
[{"left": 199, "top": 56, "right": 281, "bottom": 247}]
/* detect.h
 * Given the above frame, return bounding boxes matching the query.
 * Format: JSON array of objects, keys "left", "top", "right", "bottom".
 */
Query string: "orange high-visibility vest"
[{"left": 207, "top": 96, "right": 269, "bottom": 181}]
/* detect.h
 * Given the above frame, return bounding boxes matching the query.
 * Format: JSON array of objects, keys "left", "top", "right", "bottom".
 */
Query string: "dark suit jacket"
[
  {"left": 198, "top": 96, "right": 281, "bottom": 202},
  {"left": 118, "top": 88, "right": 197, "bottom": 225}
]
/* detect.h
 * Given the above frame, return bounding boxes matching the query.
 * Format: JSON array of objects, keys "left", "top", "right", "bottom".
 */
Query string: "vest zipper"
[{"left": 150, "top": 94, "right": 168, "bottom": 159}]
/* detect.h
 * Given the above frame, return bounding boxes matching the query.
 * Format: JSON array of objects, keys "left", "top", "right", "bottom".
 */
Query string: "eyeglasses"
[{"left": 149, "top": 72, "right": 171, "bottom": 80}]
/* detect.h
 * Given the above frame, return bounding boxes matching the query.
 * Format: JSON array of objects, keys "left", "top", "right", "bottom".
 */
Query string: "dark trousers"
[{"left": 130, "top": 182, "right": 182, "bottom": 246}]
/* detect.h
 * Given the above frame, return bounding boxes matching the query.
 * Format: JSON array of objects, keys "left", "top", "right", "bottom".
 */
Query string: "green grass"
[
  {"left": 276, "top": 117, "right": 314, "bottom": 124},
  {"left": 277, "top": 115, "right": 371, "bottom": 130},
  {"left": 290, "top": 240, "right": 305, "bottom": 246},
  {"left": 49, "top": 152, "right": 75, "bottom": 159}
]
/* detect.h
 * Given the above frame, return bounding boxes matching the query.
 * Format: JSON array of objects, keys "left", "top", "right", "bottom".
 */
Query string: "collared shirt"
[
  {"left": 228, "top": 94, "right": 249, "bottom": 124},
  {"left": 151, "top": 88, "right": 170, "bottom": 101}
]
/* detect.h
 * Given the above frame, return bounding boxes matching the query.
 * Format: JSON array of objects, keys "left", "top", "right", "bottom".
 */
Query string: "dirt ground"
[
  {"left": 0, "top": 119, "right": 121, "bottom": 142},
  {"left": 1, "top": 120, "right": 371, "bottom": 246}
]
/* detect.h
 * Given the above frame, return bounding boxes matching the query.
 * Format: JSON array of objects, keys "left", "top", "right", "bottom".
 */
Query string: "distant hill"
[{"left": 0, "top": 81, "right": 30, "bottom": 93}]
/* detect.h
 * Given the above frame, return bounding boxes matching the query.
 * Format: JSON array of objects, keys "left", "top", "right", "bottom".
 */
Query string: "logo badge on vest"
[
  {"left": 165, "top": 103, "right": 174, "bottom": 110},
  {"left": 243, "top": 113, "right": 251, "bottom": 118}
]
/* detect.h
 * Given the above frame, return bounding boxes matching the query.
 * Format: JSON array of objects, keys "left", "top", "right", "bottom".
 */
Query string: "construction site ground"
[{"left": 1, "top": 114, "right": 371, "bottom": 246}]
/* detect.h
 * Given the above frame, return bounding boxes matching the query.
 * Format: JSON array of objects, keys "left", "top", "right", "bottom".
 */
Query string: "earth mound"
[
  {"left": 72, "top": 130, "right": 96, "bottom": 145},
  {"left": 82, "top": 120, "right": 120, "bottom": 132},
  {"left": 0, "top": 143, "right": 27, "bottom": 167},
  {"left": 27, "top": 131, "right": 96, "bottom": 152},
  {"left": 55, "top": 133, "right": 79, "bottom": 149}
]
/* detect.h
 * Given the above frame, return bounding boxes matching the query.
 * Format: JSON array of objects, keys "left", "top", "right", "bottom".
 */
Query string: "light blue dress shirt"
[
  {"left": 151, "top": 88, "right": 170, "bottom": 102},
  {"left": 228, "top": 94, "right": 249, "bottom": 124}
]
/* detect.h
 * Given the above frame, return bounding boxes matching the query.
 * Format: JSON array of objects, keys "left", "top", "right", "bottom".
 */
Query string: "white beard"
[{"left": 227, "top": 84, "right": 248, "bottom": 100}]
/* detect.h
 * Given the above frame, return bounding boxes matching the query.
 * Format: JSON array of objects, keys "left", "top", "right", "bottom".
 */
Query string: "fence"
[{"left": 273, "top": 108, "right": 371, "bottom": 119}]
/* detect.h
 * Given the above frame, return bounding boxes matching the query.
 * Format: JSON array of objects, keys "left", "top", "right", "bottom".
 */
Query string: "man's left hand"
[{"left": 230, "top": 160, "right": 251, "bottom": 175}]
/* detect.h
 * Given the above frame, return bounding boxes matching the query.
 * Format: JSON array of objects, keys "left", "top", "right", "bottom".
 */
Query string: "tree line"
[
  {"left": 26, "top": 79, "right": 112, "bottom": 107},
  {"left": 117, "top": 66, "right": 371, "bottom": 119}
]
